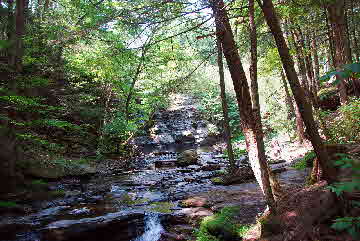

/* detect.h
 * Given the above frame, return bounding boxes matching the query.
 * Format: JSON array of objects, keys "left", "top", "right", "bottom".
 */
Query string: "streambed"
[{"left": 0, "top": 94, "right": 309, "bottom": 241}]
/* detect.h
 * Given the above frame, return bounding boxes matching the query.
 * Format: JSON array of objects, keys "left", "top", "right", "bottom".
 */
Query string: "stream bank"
[{"left": 0, "top": 94, "right": 310, "bottom": 241}]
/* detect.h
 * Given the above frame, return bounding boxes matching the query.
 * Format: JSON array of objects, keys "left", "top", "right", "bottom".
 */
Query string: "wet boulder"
[
  {"left": 201, "top": 164, "right": 221, "bottom": 171},
  {"left": 42, "top": 210, "right": 145, "bottom": 241},
  {"left": 176, "top": 150, "right": 199, "bottom": 167},
  {"left": 211, "top": 167, "right": 255, "bottom": 185},
  {"left": 317, "top": 87, "right": 340, "bottom": 110}
]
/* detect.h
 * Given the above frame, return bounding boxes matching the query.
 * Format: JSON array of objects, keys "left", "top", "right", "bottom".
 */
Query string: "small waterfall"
[{"left": 134, "top": 213, "right": 164, "bottom": 241}]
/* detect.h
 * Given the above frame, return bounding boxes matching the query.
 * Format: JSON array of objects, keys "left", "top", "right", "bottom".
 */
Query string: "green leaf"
[
  {"left": 0, "top": 40, "right": 11, "bottom": 50},
  {"left": 344, "top": 63, "right": 360, "bottom": 73}
]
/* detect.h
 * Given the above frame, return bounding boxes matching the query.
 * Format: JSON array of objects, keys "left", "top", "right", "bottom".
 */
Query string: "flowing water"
[{"left": 133, "top": 213, "right": 164, "bottom": 241}]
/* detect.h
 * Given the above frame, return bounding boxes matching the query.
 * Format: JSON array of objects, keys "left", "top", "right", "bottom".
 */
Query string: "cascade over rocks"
[{"left": 131, "top": 94, "right": 218, "bottom": 151}]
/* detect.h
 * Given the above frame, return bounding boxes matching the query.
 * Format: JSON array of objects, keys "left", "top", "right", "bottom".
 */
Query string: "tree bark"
[
  {"left": 125, "top": 46, "right": 147, "bottom": 121},
  {"left": 312, "top": 33, "right": 320, "bottom": 105},
  {"left": 0, "top": 125, "right": 17, "bottom": 194},
  {"left": 216, "top": 36, "right": 236, "bottom": 173},
  {"left": 280, "top": 68, "right": 295, "bottom": 120},
  {"left": 304, "top": 34, "right": 315, "bottom": 104},
  {"left": 295, "top": 104, "right": 306, "bottom": 143},
  {"left": 289, "top": 28, "right": 308, "bottom": 143},
  {"left": 6, "top": 0, "right": 14, "bottom": 64},
  {"left": 210, "top": 0, "right": 276, "bottom": 212},
  {"left": 11, "top": 0, "right": 26, "bottom": 72},
  {"left": 324, "top": 6, "right": 336, "bottom": 69},
  {"left": 350, "top": 0, "right": 360, "bottom": 61},
  {"left": 327, "top": 0, "right": 351, "bottom": 104},
  {"left": 260, "top": 0, "right": 337, "bottom": 183},
  {"left": 291, "top": 28, "right": 309, "bottom": 94},
  {"left": 249, "top": 0, "right": 260, "bottom": 116}
]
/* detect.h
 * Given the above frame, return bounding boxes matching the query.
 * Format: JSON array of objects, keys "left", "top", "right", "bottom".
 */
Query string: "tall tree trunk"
[
  {"left": 295, "top": 104, "right": 306, "bottom": 143},
  {"left": 210, "top": 0, "right": 276, "bottom": 212},
  {"left": 304, "top": 34, "right": 315, "bottom": 104},
  {"left": 44, "top": 0, "right": 50, "bottom": 10},
  {"left": 259, "top": 0, "right": 337, "bottom": 183},
  {"left": 0, "top": 124, "right": 17, "bottom": 194},
  {"left": 312, "top": 33, "right": 320, "bottom": 104},
  {"left": 11, "top": 0, "right": 26, "bottom": 72},
  {"left": 289, "top": 28, "right": 308, "bottom": 142},
  {"left": 350, "top": 0, "right": 360, "bottom": 61},
  {"left": 291, "top": 28, "right": 309, "bottom": 94},
  {"left": 216, "top": 37, "right": 236, "bottom": 173},
  {"left": 280, "top": 68, "right": 295, "bottom": 120},
  {"left": 125, "top": 46, "right": 147, "bottom": 121},
  {"left": 344, "top": 2, "right": 352, "bottom": 60},
  {"left": 7, "top": 0, "right": 14, "bottom": 64},
  {"left": 324, "top": 6, "right": 335, "bottom": 69},
  {"left": 327, "top": 0, "right": 351, "bottom": 104},
  {"left": 249, "top": 0, "right": 260, "bottom": 116}
]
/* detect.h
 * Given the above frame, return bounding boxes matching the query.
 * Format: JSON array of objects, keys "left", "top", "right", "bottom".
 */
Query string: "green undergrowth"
[
  {"left": 0, "top": 201, "right": 17, "bottom": 208},
  {"left": 292, "top": 150, "right": 315, "bottom": 170},
  {"left": 327, "top": 97, "right": 360, "bottom": 143},
  {"left": 31, "top": 179, "right": 48, "bottom": 185},
  {"left": 196, "top": 207, "right": 251, "bottom": 241}
]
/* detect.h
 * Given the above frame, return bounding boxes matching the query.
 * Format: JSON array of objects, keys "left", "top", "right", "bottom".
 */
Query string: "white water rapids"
[{"left": 134, "top": 213, "right": 164, "bottom": 241}]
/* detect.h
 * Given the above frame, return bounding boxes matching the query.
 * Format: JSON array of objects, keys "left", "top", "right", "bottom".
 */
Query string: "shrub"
[
  {"left": 328, "top": 154, "right": 360, "bottom": 239},
  {"left": 327, "top": 97, "right": 360, "bottom": 143}
]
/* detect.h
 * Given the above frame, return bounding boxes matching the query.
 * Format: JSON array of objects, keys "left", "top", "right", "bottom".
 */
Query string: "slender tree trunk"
[
  {"left": 11, "top": 0, "right": 26, "bottom": 72},
  {"left": 327, "top": 0, "right": 351, "bottom": 104},
  {"left": 304, "top": 34, "right": 315, "bottom": 104},
  {"left": 324, "top": 6, "right": 335, "bottom": 69},
  {"left": 45, "top": 0, "right": 50, "bottom": 10},
  {"left": 312, "top": 34, "right": 320, "bottom": 104},
  {"left": 295, "top": 104, "right": 306, "bottom": 143},
  {"left": 260, "top": 0, "right": 337, "bottom": 183},
  {"left": 289, "top": 28, "right": 308, "bottom": 142},
  {"left": 216, "top": 37, "right": 236, "bottom": 173},
  {"left": 125, "top": 47, "right": 147, "bottom": 120},
  {"left": 210, "top": 0, "right": 276, "bottom": 212},
  {"left": 350, "top": 0, "right": 360, "bottom": 61},
  {"left": 291, "top": 28, "right": 309, "bottom": 93},
  {"left": 249, "top": 0, "right": 260, "bottom": 116},
  {"left": 280, "top": 69, "right": 295, "bottom": 120},
  {"left": 7, "top": 0, "right": 14, "bottom": 64},
  {"left": 344, "top": 2, "right": 352, "bottom": 60},
  {"left": 37, "top": 0, "right": 43, "bottom": 18}
]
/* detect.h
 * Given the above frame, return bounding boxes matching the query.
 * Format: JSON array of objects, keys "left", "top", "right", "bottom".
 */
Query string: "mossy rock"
[
  {"left": 317, "top": 87, "right": 337, "bottom": 100},
  {"left": 317, "top": 87, "right": 340, "bottom": 110},
  {"left": 211, "top": 177, "right": 225, "bottom": 185},
  {"left": 176, "top": 149, "right": 198, "bottom": 167},
  {"left": 198, "top": 207, "right": 242, "bottom": 241},
  {"left": 25, "top": 159, "right": 96, "bottom": 179}
]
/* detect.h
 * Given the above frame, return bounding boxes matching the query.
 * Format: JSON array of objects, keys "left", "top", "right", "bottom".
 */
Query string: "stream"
[{"left": 1, "top": 94, "right": 309, "bottom": 241}]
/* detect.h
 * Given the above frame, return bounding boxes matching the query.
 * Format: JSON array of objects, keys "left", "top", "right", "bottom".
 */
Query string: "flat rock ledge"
[{"left": 42, "top": 210, "right": 145, "bottom": 241}]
